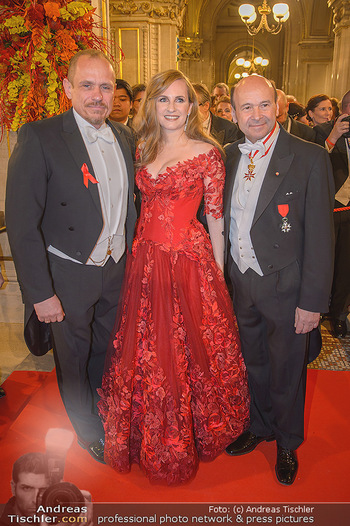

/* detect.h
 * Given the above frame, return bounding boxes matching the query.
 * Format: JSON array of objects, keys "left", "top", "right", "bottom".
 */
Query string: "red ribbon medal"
[
  {"left": 81, "top": 163, "right": 98, "bottom": 188},
  {"left": 278, "top": 204, "right": 289, "bottom": 218},
  {"left": 278, "top": 204, "right": 291, "bottom": 233}
]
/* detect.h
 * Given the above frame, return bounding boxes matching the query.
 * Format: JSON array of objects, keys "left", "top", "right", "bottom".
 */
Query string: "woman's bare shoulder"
[{"left": 189, "top": 139, "right": 216, "bottom": 156}]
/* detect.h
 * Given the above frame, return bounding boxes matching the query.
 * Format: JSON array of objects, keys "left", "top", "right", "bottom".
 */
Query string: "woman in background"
[{"left": 306, "top": 94, "right": 332, "bottom": 126}]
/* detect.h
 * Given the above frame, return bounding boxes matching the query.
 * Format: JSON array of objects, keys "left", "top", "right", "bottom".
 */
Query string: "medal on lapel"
[{"left": 278, "top": 204, "right": 291, "bottom": 233}]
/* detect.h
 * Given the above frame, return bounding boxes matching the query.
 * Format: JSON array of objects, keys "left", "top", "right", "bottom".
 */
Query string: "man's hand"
[
  {"left": 327, "top": 113, "right": 350, "bottom": 145},
  {"left": 34, "top": 295, "right": 65, "bottom": 323},
  {"left": 294, "top": 307, "right": 320, "bottom": 334}
]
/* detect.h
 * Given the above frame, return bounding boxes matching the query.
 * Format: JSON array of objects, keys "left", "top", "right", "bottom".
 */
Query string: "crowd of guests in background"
[
  {"left": 112, "top": 76, "right": 343, "bottom": 140},
  {"left": 109, "top": 75, "right": 350, "bottom": 341}
]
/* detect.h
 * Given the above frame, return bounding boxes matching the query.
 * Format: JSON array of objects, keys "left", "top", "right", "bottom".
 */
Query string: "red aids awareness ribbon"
[{"left": 81, "top": 163, "right": 98, "bottom": 188}]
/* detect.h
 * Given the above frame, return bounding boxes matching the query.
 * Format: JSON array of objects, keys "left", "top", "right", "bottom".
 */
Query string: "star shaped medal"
[
  {"left": 278, "top": 204, "right": 291, "bottom": 233},
  {"left": 244, "top": 154, "right": 256, "bottom": 181}
]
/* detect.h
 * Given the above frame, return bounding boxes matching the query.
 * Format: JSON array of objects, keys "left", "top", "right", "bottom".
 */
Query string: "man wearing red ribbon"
[
  {"left": 224, "top": 75, "right": 334, "bottom": 485},
  {"left": 6, "top": 50, "right": 137, "bottom": 464}
]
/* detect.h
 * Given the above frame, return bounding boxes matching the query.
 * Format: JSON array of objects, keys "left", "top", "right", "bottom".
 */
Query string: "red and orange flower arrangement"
[{"left": 0, "top": 1, "right": 105, "bottom": 133}]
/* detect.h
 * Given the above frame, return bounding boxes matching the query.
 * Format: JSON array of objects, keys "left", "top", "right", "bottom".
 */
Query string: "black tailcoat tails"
[
  {"left": 6, "top": 108, "right": 137, "bottom": 443},
  {"left": 224, "top": 126, "right": 334, "bottom": 449}
]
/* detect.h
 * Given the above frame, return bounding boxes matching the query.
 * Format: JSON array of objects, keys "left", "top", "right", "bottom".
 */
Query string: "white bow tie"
[
  {"left": 238, "top": 141, "right": 265, "bottom": 156},
  {"left": 86, "top": 126, "right": 115, "bottom": 144}
]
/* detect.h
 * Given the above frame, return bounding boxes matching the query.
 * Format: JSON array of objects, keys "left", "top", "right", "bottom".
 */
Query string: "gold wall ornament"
[
  {"left": 178, "top": 37, "right": 203, "bottom": 60},
  {"left": 113, "top": 1, "right": 138, "bottom": 15},
  {"left": 111, "top": 0, "right": 187, "bottom": 25},
  {"left": 328, "top": 0, "right": 350, "bottom": 31}
]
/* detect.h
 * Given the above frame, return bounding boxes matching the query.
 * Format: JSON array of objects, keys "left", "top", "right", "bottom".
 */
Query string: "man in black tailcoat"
[
  {"left": 224, "top": 75, "right": 334, "bottom": 485},
  {"left": 6, "top": 50, "right": 137, "bottom": 463},
  {"left": 193, "top": 82, "right": 241, "bottom": 145},
  {"left": 314, "top": 90, "right": 350, "bottom": 338},
  {"left": 276, "top": 89, "right": 316, "bottom": 142}
]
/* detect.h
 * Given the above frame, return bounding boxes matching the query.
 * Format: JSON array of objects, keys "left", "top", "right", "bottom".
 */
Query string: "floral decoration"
[{"left": 0, "top": 1, "right": 105, "bottom": 133}]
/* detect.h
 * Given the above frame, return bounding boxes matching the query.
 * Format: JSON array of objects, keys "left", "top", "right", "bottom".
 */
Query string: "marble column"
[
  {"left": 0, "top": 131, "right": 24, "bottom": 322},
  {"left": 91, "top": 0, "right": 111, "bottom": 50},
  {"left": 109, "top": 0, "right": 187, "bottom": 84},
  {"left": 328, "top": 0, "right": 350, "bottom": 98},
  {"left": 177, "top": 36, "right": 203, "bottom": 81}
]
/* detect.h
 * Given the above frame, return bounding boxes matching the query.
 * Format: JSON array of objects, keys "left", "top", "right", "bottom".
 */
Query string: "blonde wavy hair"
[{"left": 133, "top": 69, "right": 223, "bottom": 167}]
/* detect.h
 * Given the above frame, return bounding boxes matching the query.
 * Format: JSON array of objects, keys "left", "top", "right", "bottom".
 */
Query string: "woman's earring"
[{"left": 184, "top": 113, "right": 190, "bottom": 132}]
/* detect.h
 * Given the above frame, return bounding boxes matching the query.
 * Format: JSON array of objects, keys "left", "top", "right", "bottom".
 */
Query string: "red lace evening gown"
[{"left": 98, "top": 147, "right": 250, "bottom": 485}]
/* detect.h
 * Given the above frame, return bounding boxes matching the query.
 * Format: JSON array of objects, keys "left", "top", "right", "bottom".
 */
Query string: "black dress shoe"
[
  {"left": 332, "top": 319, "right": 347, "bottom": 338},
  {"left": 0, "top": 387, "right": 5, "bottom": 398},
  {"left": 275, "top": 446, "right": 298, "bottom": 485},
  {"left": 226, "top": 430, "right": 275, "bottom": 456},
  {"left": 78, "top": 438, "right": 105, "bottom": 464}
]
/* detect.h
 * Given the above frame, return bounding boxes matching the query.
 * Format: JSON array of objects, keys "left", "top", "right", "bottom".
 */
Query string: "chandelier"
[
  {"left": 238, "top": 1, "right": 290, "bottom": 35},
  {"left": 234, "top": 54, "right": 269, "bottom": 80}
]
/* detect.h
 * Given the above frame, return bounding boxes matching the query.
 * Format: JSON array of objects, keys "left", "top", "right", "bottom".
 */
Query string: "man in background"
[
  {"left": 314, "top": 89, "right": 350, "bottom": 338},
  {"left": 109, "top": 79, "right": 133, "bottom": 126},
  {"left": 212, "top": 82, "right": 230, "bottom": 100},
  {"left": 277, "top": 89, "right": 316, "bottom": 142},
  {"left": 132, "top": 83, "right": 146, "bottom": 116},
  {"left": 193, "top": 82, "right": 241, "bottom": 145}
]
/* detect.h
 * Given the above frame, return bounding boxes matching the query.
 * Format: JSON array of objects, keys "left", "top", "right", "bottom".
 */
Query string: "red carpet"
[{"left": 0, "top": 369, "right": 349, "bottom": 504}]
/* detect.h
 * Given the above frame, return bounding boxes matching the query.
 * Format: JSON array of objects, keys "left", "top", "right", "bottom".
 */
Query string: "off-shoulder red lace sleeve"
[{"left": 203, "top": 148, "right": 225, "bottom": 219}]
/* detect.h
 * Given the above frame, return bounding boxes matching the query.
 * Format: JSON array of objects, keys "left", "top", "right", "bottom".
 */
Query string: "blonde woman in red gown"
[{"left": 98, "top": 70, "right": 250, "bottom": 485}]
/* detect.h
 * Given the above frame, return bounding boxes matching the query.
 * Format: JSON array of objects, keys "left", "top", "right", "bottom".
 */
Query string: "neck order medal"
[{"left": 244, "top": 154, "right": 256, "bottom": 181}]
